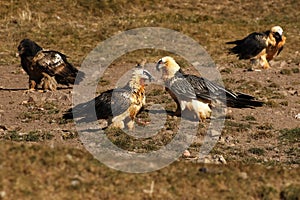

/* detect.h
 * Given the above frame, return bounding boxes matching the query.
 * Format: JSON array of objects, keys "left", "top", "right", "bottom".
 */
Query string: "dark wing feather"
[
  {"left": 277, "top": 46, "right": 284, "bottom": 56},
  {"left": 183, "top": 74, "right": 236, "bottom": 102},
  {"left": 166, "top": 74, "right": 197, "bottom": 100},
  {"left": 33, "top": 50, "right": 84, "bottom": 85},
  {"left": 226, "top": 32, "right": 268, "bottom": 59},
  {"left": 63, "top": 88, "right": 131, "bottom": 122},
  {"left": 180, "top": 73, "right": 263, "bottom": 108},
  {"left": 109, "top": 88, "right": 132, "bottom": 117}
]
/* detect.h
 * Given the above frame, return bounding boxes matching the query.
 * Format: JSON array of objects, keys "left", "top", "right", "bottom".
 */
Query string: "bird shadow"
[
  {"left": 0, "top": 88, "right": 27, "bottom": 91},
  {"left": 0, "top": 86, "right": 72, "bottom": 91}
]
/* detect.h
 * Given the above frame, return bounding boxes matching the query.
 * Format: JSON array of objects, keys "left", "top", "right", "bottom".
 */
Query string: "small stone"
[
  {"left": 71, "top": 179, "right": 80, "bottom": 187},
  {"left": 288, "top": 90, "right": 298, "bottom": 96},
  {"left": 0, "top": 191, "right": 6, "bottom": 198},
  {"left": 227, "top": 109, "right": 233, "bottom": 114},
  {"left": 0, "top": 125, "right": 7, "bottom": 131},
  {"left": 182, "top": 150, "right": 191, "bottom": 157},
  {"left": 210, "top": 130, "right": 221, "bottom": 137},
  {"left": 279, "top": 91, "right": 288, "bottom": 97},
  {"left": 238, "top": 172, "right": 248, "bottom": 180},
  {"left": 219, "top": 136, "right": 225, "bottom": 144},
  {"left": 280, "top": 61, "right": 287, "bottom": 68},
  {"left": 225, "top": 136, "right": 233, "bottom": 143},
  {"left": 203, "top": 157, "right": 212, "bottom": 164},
  {"left": 216, "top": 155, "right": 227, "bottom": 164},
  {"left": 21, "top": 100, "right": 28, "bottom": 105},
  {"left": 295, "top": 113, "right": 300, "bottom": 119},
  {"left": 66, "top": 154, "right": 73, "bottom": 161}
]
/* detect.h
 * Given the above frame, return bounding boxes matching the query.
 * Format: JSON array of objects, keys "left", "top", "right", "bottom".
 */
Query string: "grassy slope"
[{"left": 0, "top": 0, "right": 299, "bottom": 199}]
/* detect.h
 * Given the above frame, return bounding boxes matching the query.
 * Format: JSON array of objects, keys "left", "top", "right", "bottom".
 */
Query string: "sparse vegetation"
[
  {"left": 291, "top": 68, "right": 300, "bottom": 73},
  {"left": 3, "top": 130, "right": 54, "bottom": 142},
  {"left": 280, "top": 184, "right": 300, "bottom": 200},
  {"left": 280, "top": 69, "right": 292, "bottom": 75},
  {"left": 0, "top": 0, "right": 299, "bottom": 199},
  {"left": 248, "top": 147, "right": 265, "bottom": 156},
  {"left": 279, "top": 128, "right": 300, "bottom": 143},
  {"left": 244, "top": 115, "right": 256, "bottom": 121}
]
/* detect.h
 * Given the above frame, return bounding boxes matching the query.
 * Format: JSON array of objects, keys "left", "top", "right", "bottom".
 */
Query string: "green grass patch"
[
  {"left": 225, "top": 120, "right": 251, "bottom": 132},
  {"left": 279, "top": 101, "right": 288, "bottom": 106},
  {"left": 256, "top": 185, "right": 277, "bottom": 200},
  {"left": 250, "top": 131, "right": 274, "bottom": 140},
  {"left": 280, "top": 69, "right": 291, "bottom": 75},
  {"left": 244, "top": 115, "right": 256, "bottom": 121},
  {"left": 292, "top": 68, "right": 300, "bottom": 73},
  {"left": 265, "top": 100, "right": 279, "bottom": 108},
  {"left": 3, "top": 130, "right": 54, "bottom": 142},
  {"left": 248, "top": 147, "right": 265, "bottom": 156},
  {"left": 280, "top": 184, "right": 300, "bottom": 200},
  {"left": 279, "top": 128, "right": 300, "bottom": 143},
  {"left": 256, "top": 123, "right": 273, "bottom": 130}
]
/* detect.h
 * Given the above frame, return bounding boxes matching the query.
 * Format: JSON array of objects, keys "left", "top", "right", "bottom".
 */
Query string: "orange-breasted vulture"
[
  {"left": 17, "top": 39, "right": 84, "bottom": 91},
  {"left": 63, "top": 69, "right": 154, "bottom": 130},
  {"left": 156, "top": 56, "right": 263, "bottom": 121},
  {"left": 226, "top": 26, "right": 286, "bottom": 69}
]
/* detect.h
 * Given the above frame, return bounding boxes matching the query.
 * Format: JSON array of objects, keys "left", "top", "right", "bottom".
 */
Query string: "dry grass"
[{"left": 0, "top": 0, "right": 300, "bottom": 199}]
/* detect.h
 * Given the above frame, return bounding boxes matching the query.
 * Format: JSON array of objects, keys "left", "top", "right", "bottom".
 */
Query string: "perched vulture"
[
  {"left": 226, "top": 26, "right": 286, "bottom": 69},
  {"left": 63, "top": 68, "right": 154, "bottom": 130},
  {"left": 17, "top": 39, "right": 84, "bottom": 91},
  {"left": 156, "top": 56, "right": 263, "bottom": 121}
]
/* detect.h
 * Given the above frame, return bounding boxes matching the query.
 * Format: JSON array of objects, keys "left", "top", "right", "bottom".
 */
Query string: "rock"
[
  {"left": 280, "top": 61, "right": 287, "bottom": 68},
  {"left": 182, "top": 150, "right": 191, "bottom": 157},
  {"left": 214, "top": 155, "right": 227, "bottom": 164},
  {"left": 295, "top": 113, "right": 300, "bottom": 119},
  {"left": 0, "top": 125, "right": 7, "bottom": 131},
  {"left": 71, "top": 179, "right": 80, "bottom": 187},
  {"left": 238, "top": 172, "right": 248, "bottom": 180},
  {"left": 200, "top": 154, "right": 227, "bottom": 164},
  {"left": 288, "top": 90, "right": 298, "bottom": 96},
  {"left": 219, "top": 136, "right": 225, "bottom": 144},
  {"left": 225, "top": 136, "right": 233, "bottom": 143},
  {"left": 0, "top": 191, "right": 6, "bottom": 198},
  {"left": 210, "top": 130, "right": 221, "bottom": 137}
]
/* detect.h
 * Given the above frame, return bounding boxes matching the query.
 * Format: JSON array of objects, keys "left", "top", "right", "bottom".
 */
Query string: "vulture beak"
[
  {"left": 142, "top": 69, "right": 155, "bottom": 82},
  {"left": 274, "top": 32, "right": 282, "bottom": 42},
  {"left": 156, "top": 59, "right": 164, "bottom": 71}
]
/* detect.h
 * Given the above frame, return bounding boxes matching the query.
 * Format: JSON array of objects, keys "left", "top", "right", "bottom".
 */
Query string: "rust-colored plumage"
[
  {"left": 63, "top": 69, "right": 154, "bottom": 130},
  {"left": 226, "top": 26, "right": 286, "bottom": 69}
]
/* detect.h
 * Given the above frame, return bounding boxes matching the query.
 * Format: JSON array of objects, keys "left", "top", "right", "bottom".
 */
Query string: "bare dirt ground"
[{"left": 0, "top": 0, "right": 299, "bottom": 199}]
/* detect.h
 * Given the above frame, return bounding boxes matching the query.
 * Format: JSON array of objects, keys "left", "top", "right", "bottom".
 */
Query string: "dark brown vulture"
[
  {"left": 156, "top": 56, "right": 263, "bottom": 121},
  {"left": 226, "top": 26, "right": 286, "bottom": 69},
  {"left": 17, "top": 39, "right": 84, "bottom": 91},
  {"left": 63, "top": 69, "right": 154, "bottom": 130}
]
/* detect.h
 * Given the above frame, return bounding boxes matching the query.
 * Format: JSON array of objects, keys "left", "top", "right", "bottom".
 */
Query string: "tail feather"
[
  {"left": 226, "top": 93, "right": 263, "bottom": 108},
  {"left": 226, "top": 39, "right": 244, "bottom": 45},
  {"left": 55, "top": 63, "right": 85, "bottom": 85}
]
